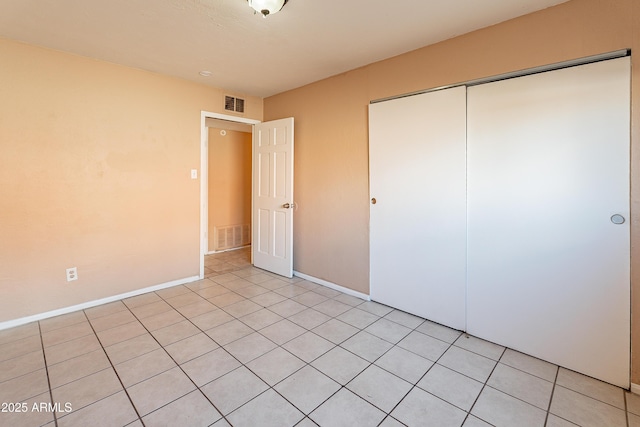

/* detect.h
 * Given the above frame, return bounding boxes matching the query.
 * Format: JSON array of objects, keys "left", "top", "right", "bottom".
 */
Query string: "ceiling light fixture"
[
  {"left": 248, "top": 0, "right": 288, "bottom": 18},
  {"left": 199, "top": 70, "right": 212, "bottom": 77}
]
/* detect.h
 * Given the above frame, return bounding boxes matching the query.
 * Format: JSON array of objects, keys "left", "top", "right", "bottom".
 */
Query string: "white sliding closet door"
[
  {"left": 466, "top": 58, "right": 630, "bottom": 387},
  {"left": 369, "top": 86, "right": 467, "bottom": 330}
]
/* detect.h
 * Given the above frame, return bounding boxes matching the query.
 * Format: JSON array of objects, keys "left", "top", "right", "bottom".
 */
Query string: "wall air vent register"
[{"left": 224, "top": 95, "right": 245, "bottom": 113}]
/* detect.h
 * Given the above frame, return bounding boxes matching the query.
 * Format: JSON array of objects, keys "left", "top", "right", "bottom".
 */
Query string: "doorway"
[
  {"left": 199, "top": 112, "right": 296, "bottom": 280},
  {"left": 206, "top": 123, "right": 252, "bottom": 255},
  {"left": 199, "top": 112, "right": 259, "bottom": 279},
  {"left": 204, "top": 124, "right": 252, "bottom": 277}
]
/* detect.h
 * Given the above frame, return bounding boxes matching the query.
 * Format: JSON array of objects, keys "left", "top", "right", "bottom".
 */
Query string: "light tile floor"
[{"left": 0, "top": 247, "right": 638, "bottom": 426}]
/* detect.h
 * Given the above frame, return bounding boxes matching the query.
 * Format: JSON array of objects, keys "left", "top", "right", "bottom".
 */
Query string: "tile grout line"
[
  {"left": 498, "top": 357, "right": 557, "bottom": 384},
  {"left": 141, "top": 268, "right": 305, "bottom": 423},
  {"left": 543, "top": 365, "right": 560, "bottom": 427},
  {"left": 384, "top": 325, "right": 592, "bottom": 425},
  {"left": 44, "top": 286, "right": 557, "bottom": 427},
  {"left": 552, "top": 381, "right": 631, "bottom": 416},
  {"left": 201, "top": 256, "right": 555, "bottom": 416},
  {"left": 187, "top": 294, "right": 311, "bottom": 426},
  {"left": 228, "top": 292, "right": 376, "bottom": 422},
  {"left": 201, "top": 277, "right": 357, "bottom": 423},
  {"left": 37, "top": 321, "right": 59, "bottom": 427},
  {"left": 626, "top": 390, "right": 630, "bottom": 427},
  {"left": 460, "top": 346, "right": 507, "bottom": 426},
  {"left": 262, "top": 298, "right": 485, "bottom": 424},
  {"left": 365, "top": 318, "right": 458, "bottom": 427},
  {"left": 391, "top": 335, "right": 465, "bottom": 421},
  {"left": 175, "top": 270, "right": 389, "bottom": 423},
  {"left": 480, "top": 358, "right": 554, "bottom": 412},
  {"left": 303, "top": 296, "right": 634, "bottom": 425},
  {"left": 496, "top": 352, "right": 628, "bottom": 418},
  {"left": 18, "top": 252, "right": 633, "bottom": 427},
  {"left": 82, "top": 309, "right": 147, "bottom": 427},
  {"left": 8, "top": 256, "right": 332, "bottom": 425},
  {"left": 123, "top": 290, "right": 236, "bottom": 426},
  {"left": 374, "top": 321, "right": 508, "bottom": 424},
  {"left": 154, "top": 267, "right": 324, "bottom": 425},
  {"left": 334, "top": 306, "right": 474, "bottom": 424}
]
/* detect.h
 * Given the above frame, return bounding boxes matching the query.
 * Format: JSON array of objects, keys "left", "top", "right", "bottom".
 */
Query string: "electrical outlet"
[{"left": 66, "top": 267, "right": 78, "bottom": 282}]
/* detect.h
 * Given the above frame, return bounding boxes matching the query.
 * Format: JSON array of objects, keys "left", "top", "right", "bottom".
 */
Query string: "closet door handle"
[{"left": 611, "top": 214, "right": 625, "bottom": 224}]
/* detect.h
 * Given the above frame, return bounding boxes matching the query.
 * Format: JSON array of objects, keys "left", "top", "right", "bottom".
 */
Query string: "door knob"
[
  {"left": 371, "top": 198, "right": 377, "bottom": 204},
  {"left": 283, "top": 203, "right": 292, "bottom": 209}
]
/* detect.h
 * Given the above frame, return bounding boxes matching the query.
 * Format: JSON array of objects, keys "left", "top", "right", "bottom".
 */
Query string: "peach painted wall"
[
  {"left": 207, "top": 128, "right": 252, "bottom": 251},
  {"left": 264, "top": 0, "right": 640, "bottom": 382},
  {"left": 0, "top": 38, "right": 262, "bottom": 323}
]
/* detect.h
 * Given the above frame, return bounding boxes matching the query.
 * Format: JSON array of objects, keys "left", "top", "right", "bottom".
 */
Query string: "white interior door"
[
  {"left": 369, "top": 86, "right": 467, "bottom": 330},
  {"left": 252, "top": 118, "right": 294, "bottom": 278},
  {"left": 466, "top": 57, "right": 630, "bottom": 387}
]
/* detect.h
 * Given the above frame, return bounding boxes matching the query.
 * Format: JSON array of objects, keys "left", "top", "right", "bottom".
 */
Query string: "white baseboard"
[
  {"left": 293, "top": 271, "right": 370, "bottom": 301},
  {"left": 206, "top": 245, "right": 250, "bottom": 255},
  {"left": 0, "top": 275, "right": 201, "bottom": 331},
  {"left": 631, "top": 383, "right": 640, "bottom": 395}
]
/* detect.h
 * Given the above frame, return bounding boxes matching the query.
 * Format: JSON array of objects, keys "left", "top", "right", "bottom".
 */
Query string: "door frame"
[{"left": 199, "top": 111, "right": 260, "bottom": 279}]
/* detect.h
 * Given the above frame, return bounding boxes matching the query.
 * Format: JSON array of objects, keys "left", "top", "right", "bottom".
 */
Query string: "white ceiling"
[{"left": 0, "top": 0, "right": 568, "bottom": 98}]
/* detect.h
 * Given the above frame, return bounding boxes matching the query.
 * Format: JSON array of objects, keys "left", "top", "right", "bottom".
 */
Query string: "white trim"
[
  {"left": 200, "top": 111, "right": 261, "bottom": 280},
  {"left": 631, "top": 383, "right": 640, "bottom": 395},
  {"left": 200, "top": 111, "right": 208, "bottom": 279},
  {"left": 203, "top": 111, "right": 261, "bottom": 125},
  {"left": 0, "top": 275, "right": 200, "bottom": 331},
  {"left": 293, "top": 271, "right": 371, "bottom": 301},
  {"left": 206, "top": 245, "right": 251, "bottom": 255}
]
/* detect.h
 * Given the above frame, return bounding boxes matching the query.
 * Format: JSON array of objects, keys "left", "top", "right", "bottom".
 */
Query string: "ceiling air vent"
[{"left": 224, "top": 95, "right": 245, "bottom": 113}]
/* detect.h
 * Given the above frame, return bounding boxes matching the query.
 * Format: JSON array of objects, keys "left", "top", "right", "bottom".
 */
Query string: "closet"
[
  {"left": 369, "top": 56, "right": 630, "bottom": 388},
  {"left": 369, "top": 86, "right": 467, "bottom": 331}
]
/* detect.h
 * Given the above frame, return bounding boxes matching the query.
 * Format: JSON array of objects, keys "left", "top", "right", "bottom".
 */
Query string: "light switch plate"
[{"left": 191, "top": 169, "right": 198, "bottom": 179}]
